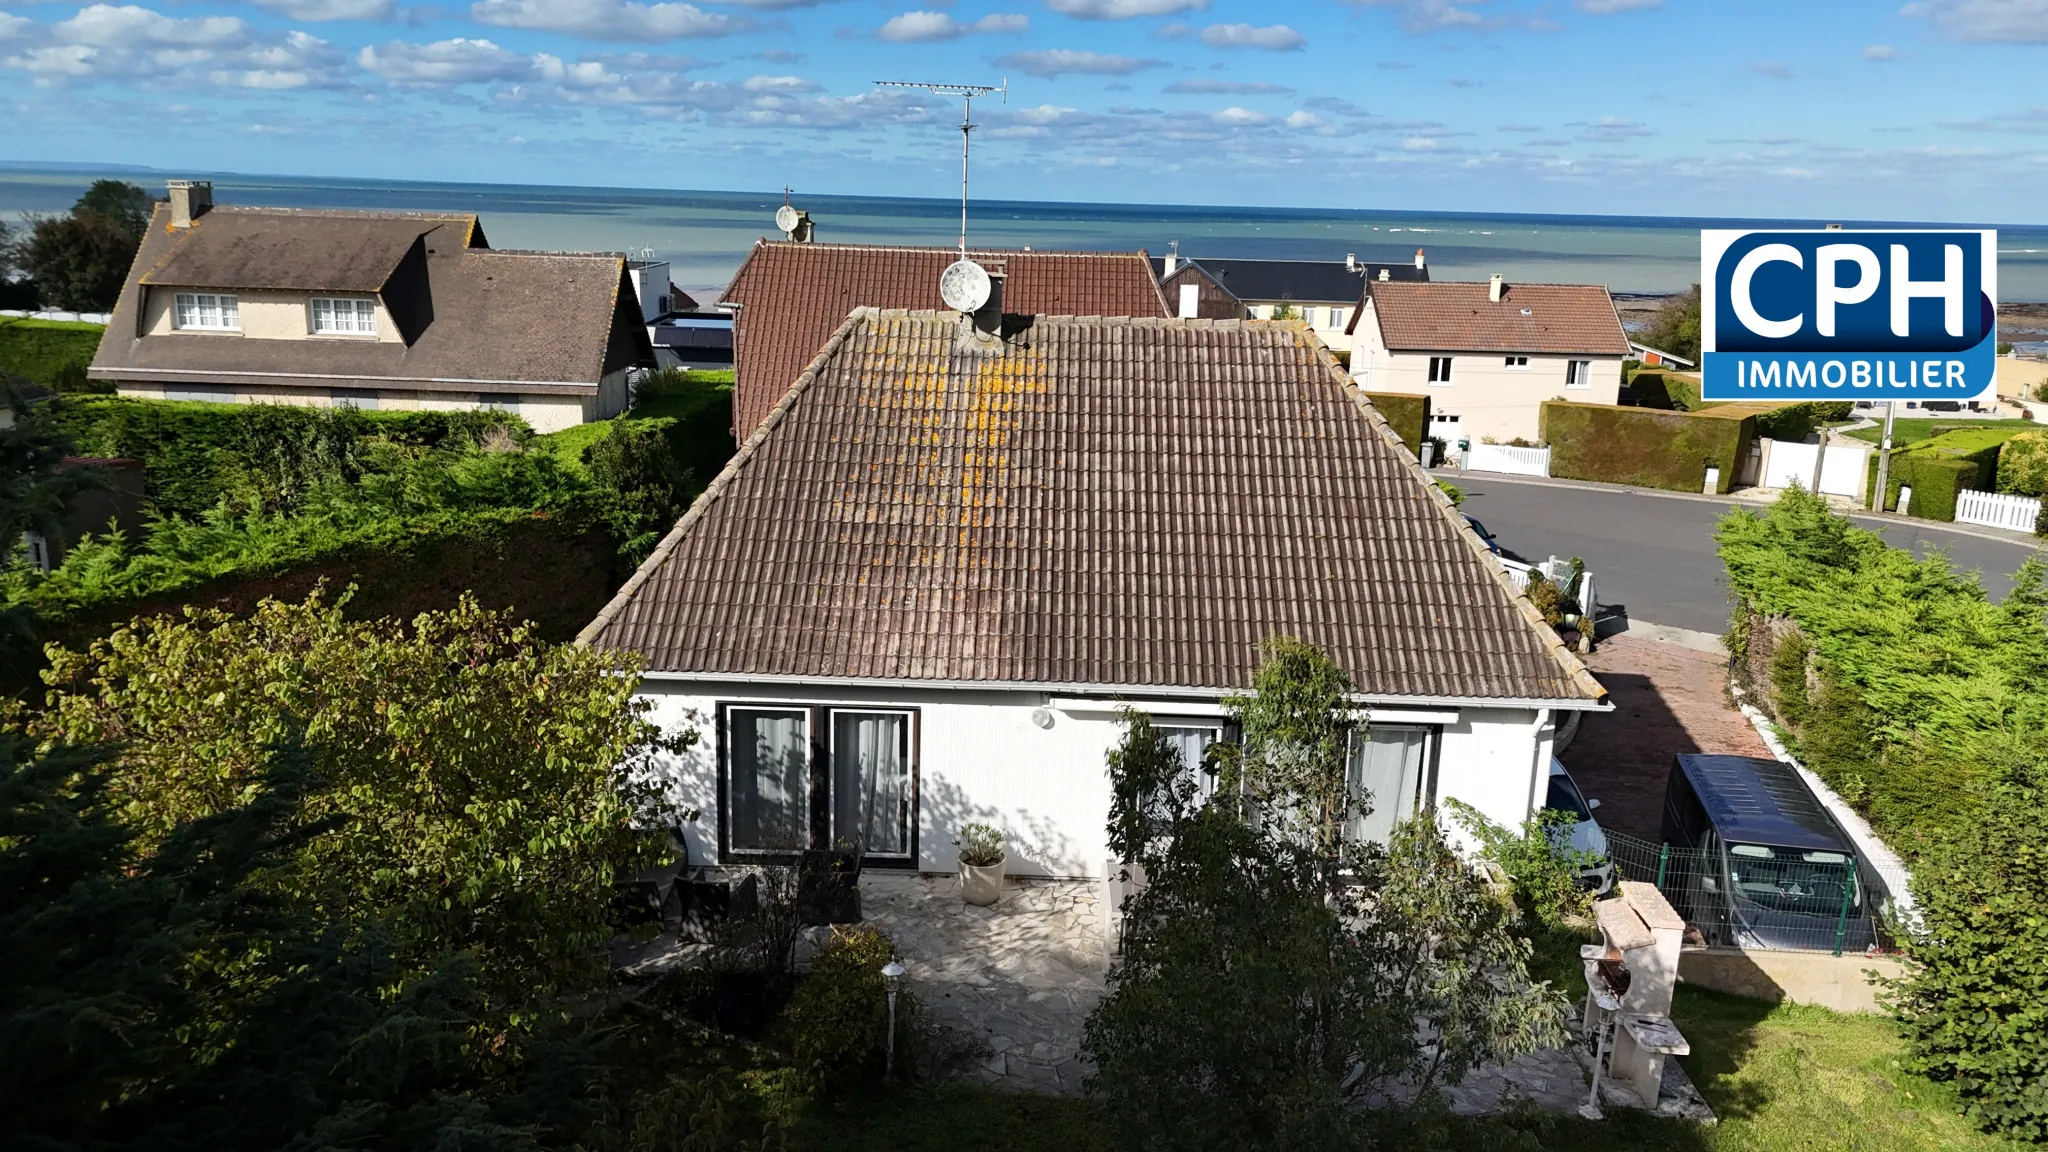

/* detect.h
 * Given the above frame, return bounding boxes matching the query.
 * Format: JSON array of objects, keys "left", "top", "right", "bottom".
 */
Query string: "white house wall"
[
  {"left": 1354, "top": 351, "right": 1623, "bottom": 443},
  {"left": 634, "top": 679, "right": 1554, "bottom": 879}
]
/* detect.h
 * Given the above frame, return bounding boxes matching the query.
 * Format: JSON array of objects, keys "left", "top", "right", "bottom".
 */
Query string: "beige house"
[
  {"left": 90, "top": 181, "right": 653, "bottom": 433},
  {"left": 1348, "top": 276, "right": 1630, "bottom": 445}
]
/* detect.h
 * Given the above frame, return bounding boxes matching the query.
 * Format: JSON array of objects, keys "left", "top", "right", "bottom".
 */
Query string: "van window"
[
  {"left": 1545, "top": 773, "right": 1592, "bottom": 822},
  {"left": 1725, "top": 843, "right": 1860, "bottom": 915}
]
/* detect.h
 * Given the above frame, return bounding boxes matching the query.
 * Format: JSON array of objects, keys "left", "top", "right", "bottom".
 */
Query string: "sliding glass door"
[
  {"left": 728, "top": 708, "right": 812, "bottom": 852},
  {"left": 830, "top": 710, "right": 912, "bottom": 859},
  {"left": 1346, "top": 726, "right": 1434, "bottom": 846},
  {"left": 721, "top": 703, "right": 918, "bottom": 864}
]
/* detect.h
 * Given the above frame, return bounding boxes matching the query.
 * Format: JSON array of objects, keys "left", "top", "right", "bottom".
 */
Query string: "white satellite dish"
[
  {"left": 774, "top": 204, "right": 801, "bottom": 236},
  {"left": 939, "top": 258, "right": 992, "bottom": 313}
]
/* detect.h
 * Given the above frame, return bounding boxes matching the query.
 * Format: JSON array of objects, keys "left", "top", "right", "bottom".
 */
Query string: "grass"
[
  {"left": 1842, "top": 418, "right": 2034, "bottom": 449},
  {"left": 794, "top": 984, "right": 2016, "bottom": 1152}
]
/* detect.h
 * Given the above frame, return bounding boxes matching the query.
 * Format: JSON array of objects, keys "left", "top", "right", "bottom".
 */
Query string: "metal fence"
[{"left": 1603, "top": 831, "right": 1888, "bottom": 956}]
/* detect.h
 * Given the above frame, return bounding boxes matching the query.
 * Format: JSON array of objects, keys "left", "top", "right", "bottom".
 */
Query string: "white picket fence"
[
  {"left": 1955, "top": 489, "right": 2042, "bottom": 533},
  {"left": 0, "top": 308, "right": 111, "bottom": 324},
  {"left": 1464, "top": 443, "right": 1551, "bottom": 478}
]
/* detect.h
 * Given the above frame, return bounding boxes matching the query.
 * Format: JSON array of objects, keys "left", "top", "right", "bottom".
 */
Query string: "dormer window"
[
  {"left": 174, "top": 293, "right": 239, "bottom": 331},
  {"left": 311, "top": 297, "right": 377, "bottom": 336}
]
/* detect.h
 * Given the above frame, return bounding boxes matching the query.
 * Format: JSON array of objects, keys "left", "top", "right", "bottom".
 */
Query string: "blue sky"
[{"left": 1, "top": 0, "right": 2045, "bottom": 220}]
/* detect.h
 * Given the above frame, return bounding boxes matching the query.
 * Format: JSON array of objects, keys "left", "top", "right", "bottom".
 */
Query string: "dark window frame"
[{"left": 715, "top": 701, "right": 921, "bottom": 869}]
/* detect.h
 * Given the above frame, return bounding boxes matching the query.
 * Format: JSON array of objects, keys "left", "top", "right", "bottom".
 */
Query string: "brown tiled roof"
[
  {"left": 91, "top": 205, "right": 652, "bottom": 392},
  {"left": 718, "top": 241, "right": 1170, "bottom": 436},
  {"left": 583, "top": 310, "right": 1605, "bottom": 705},
  {"left": 138, "top": 208, "right": 476, "bottom": 293},
  {"left": 1355, "top": 280, "right": 1630, "bottom": 356}
]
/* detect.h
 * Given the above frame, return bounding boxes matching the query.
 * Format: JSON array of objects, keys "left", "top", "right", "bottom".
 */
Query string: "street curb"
[
  {"left": 1438, "top": 468, "right": 2045, "bottom": 550},
  {"left": 1611, "top": 621, "right": 1726, "bottom": 654}
]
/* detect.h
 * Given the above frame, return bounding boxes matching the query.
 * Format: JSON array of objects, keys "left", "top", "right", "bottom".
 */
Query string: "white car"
[{"left": 1545, "top": 758, "right": 1614, "bottom": 894}]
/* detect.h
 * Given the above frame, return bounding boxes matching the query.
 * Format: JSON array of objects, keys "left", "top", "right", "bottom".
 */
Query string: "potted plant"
[{"left": 954, "top": 822, "right": 1006, "bottom": 906}]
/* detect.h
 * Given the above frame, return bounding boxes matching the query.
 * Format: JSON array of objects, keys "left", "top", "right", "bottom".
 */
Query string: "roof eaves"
[{"left": 577, "top": 305, "right": 874, "bottom": 649}]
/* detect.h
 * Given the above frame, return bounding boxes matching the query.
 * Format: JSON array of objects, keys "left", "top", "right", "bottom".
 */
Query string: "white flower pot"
[{"left": 959, "top": 855, "right": 1005, "bottom": 906}]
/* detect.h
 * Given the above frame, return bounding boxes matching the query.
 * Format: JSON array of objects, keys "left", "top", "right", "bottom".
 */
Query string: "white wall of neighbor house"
[
  {"left": 141, "top": 287, "right": 403, "bottom": 344},
  {"left": 1249, "top": 301, "right": 1358, "bottom": 353},
  {"left": 108, "top": 384, "right": 596, "bottom": 431},
  {"left": 632, "top": 679, "right": 1556, "bottom": 880},
  {"left": 1353, "top": 347, "right": 1624, "bottom": 443}
]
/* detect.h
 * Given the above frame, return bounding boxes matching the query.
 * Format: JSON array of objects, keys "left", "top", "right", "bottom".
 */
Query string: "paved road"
[{"left": 1453, "top": 476, "right": 2044, "bottom": 634}]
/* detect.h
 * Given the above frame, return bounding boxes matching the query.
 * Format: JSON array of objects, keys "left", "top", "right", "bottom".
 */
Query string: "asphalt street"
[{"left": 1452, "top": 476, "right": 2045, "bottom": 634}]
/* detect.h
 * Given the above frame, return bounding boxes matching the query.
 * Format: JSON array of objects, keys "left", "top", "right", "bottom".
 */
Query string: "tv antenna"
[{"left": 873, "top": 78, "right": 1006, "bottom": 256}]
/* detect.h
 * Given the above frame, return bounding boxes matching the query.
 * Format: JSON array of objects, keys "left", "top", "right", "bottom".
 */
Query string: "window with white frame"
[
  {"left": 1503, "top": 355, "right": 1529, "bottom": 369},
  {"left": 311, "top": 297, "right": 377, "bottom": 335},
  {"left": 173, "top": 293, "right": 240, "bottom": 331},
  {"left": 1346, "top": 726, "right": 1434, "bottom": 845},
  {"left": 1427, "top": 356, "right": 1454, "bottom": 385},
  {"left": 1565, "top": 359, "right": 1593, "bottom": 388}
]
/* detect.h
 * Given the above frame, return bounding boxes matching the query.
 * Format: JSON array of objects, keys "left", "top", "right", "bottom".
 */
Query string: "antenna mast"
[{"left": 874, "top": 78, "right": 1007, "bottom": 255}]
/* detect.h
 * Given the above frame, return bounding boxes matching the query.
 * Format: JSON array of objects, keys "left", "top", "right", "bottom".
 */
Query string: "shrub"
[
  {"left": 1365, "top": 391, "right": 1430, "bottom": 456},
  {"left": 0, "top": 319, "right": 104, "bottom": 389},
  {"left": 1754, "top": 400, "right": 1854, "bottom": 442},
  {"left": 1996, "top": 428, "right": 2048, "bottom": 497},
  {"left": 1873, "top": 427, "right": 2008, "bottom": 521},
  {"left": 1446, "top": 800, "right": 1593, "bottom": 928},
  {"left": 1542, "top": 400, "right": 1753, "bottom": 494},
  {"left": 584, "top": 418, "right": 687, "bottom": 564},
  {"left": 777, "top": 925, "right": 910, "bottom": 1090},
  {"left": 1525, "top": 572, "right": 1564, "bottom": 629}
]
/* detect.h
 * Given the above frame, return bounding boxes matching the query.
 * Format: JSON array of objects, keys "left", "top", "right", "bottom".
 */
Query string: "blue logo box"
[{"left": 1700, "top": 229, "right": 1997, "bottom": 402}]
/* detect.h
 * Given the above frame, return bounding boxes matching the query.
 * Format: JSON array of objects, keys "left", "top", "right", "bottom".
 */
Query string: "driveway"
[{"left": 1453, "top": 475, "right": 2043, "bottom": 633}]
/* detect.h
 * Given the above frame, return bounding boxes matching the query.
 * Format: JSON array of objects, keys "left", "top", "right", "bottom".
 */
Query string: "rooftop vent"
[{"left": 167, "top": 179, "right": 213, "bottom": 229}]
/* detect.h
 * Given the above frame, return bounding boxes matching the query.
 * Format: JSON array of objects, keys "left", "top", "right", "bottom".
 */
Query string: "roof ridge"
[
  {"left": 750, "top": 241, "right": 1153, "bottom": 259},
  {"left": 577, "top": 307, "right": 875, "bottom": 648}
]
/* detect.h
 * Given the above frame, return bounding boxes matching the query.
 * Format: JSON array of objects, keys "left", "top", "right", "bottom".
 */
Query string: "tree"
[
  {"left": 1639, "top": 284, "right": 1702, "bottom": 364},
  {"left": 1084, "top": 641, "right": 1569, "bottom": 1151},
  {"left": 585, "top": 419, "right": 687, "bottom": 564},
  {"left": 73, "top": 179, "right": 154, "bottom": 237},
  {"left": 32, "top": 590, "right": 688, "bottom": 1007},
  {"left": 1, "top": 374, "right": 93, "bottom": 565},
  {"left": 21, "top": 211, "right": 140, "bottom": 312}
]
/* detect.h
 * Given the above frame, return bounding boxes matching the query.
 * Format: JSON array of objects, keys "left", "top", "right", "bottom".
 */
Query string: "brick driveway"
[{"left": 1556, "top": 635, "right": 1771, "bottom": 843}]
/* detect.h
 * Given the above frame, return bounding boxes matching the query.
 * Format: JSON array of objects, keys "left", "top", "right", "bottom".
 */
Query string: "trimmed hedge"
[
  {"left": 1996, "top": 429, "right": 2048, "bottom": 497},
  {"left": 1625, "top": 370, "right": 1703, "bottom": 411},
  {"left": 1366, "top": 391, "right": 1430, "bottom": 456},
  {"left": 1542, "top": 400, "right": 1755, "bottom": 494},
  {"left": 1868, "top": 427, "right": 2009, "bottom": 521},
  {"left": 0, "top": 319, "right": 105, "bottom": 389}
]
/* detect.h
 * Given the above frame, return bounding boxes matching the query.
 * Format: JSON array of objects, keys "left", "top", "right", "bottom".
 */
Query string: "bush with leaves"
[
  {"left": 776, "top": 926, "right": 912, "bottom": 1092},
  {"left": 1085, "top": 644, "right": 1567, "bottom": 1151},
  {"left": 585, "top": 418, "right": 688, "bottom": 564},
  {"left": 1446, "top": 800, "right": 1593, "bottom": 929}
]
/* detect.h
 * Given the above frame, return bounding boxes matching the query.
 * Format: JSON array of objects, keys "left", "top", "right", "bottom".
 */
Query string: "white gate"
[
  {"left": 1465, "top": 443, "right": 1552, "bottom": 477},
  {"left": 1759, "top": 439, "right": 1869, "bottom": 499},
  {"left": 1955, "top": 490, "right": 2042, "bottom": 532}
]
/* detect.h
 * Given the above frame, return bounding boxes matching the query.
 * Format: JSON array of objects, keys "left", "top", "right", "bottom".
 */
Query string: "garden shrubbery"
[{"left": 1718, "top": 489, "right": 2048, "bottom": 1137}]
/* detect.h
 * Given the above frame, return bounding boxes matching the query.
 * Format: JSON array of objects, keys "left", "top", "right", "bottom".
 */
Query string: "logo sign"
[{"left": 1700, "top": 229, "right": 1997, "bottom": 402}]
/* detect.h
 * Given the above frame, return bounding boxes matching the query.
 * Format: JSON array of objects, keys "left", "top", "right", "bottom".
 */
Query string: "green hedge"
[
  {"left": 1541, "top": 401, "right": 1754, "bottom": 494},
  {"left": 1366, "top": 391, "right": 1430, "bottom": 456},
  {"left": 1625, "top": 370, "right": 1703, "bottom": 411},
  {"left": 1996, "top": 429, "right": 2048, "bottom": 497},
  {"left": 0, "top": 319, "right": 105, "bottom": 389},
  {"left": 1868, "top": 427, "right": 2009, "bottom": 521}
]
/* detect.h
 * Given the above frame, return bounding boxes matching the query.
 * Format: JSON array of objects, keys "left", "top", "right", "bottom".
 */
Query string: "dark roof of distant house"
[
  {"left": 1149, "top": 257, "right": 1428, "bottom": 304},
  {"left": 138, "top": 209, "right": 478, "bottom": 293},
  {"left": 1675, "top": 755, "right": 1847, "bottom": 852},
  {"left": 91, "top": 204, "right": 651, "bottom": 393},
  {"left": 583, "top": 309, "right": 1606, "bottom": 705},
  {"left": 1354, "top": 280, "right": 1631, "bottom": 356},
  {"left": 718, "top": 241, "right": 1170, "bottom": 435}
]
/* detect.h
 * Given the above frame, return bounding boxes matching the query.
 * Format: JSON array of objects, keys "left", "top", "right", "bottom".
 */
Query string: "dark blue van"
[{"left": 1661, "top": 754, "right": 1874, "bottom": 953}]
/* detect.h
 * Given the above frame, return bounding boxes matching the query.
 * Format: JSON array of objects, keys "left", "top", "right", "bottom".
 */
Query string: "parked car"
[
  {"left": 1660, "top": 753, "right": 1873, "bottom": 952},
  {"left": 1464, "top": 515, "right": 1501, "bottom": 555},
  {"left": 1544, "top": 758, "right": 1613, "bottom": 894}
]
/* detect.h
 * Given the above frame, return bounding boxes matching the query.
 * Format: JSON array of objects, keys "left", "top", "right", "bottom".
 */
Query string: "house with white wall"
[
  {"left": 1349, "top": 276, "right": 1631, "bottom": 445},
  {"left": 1153, "top": 250, "right": 1431, "bottom": 356},
  {"left": 89, "top": 180, "right": 653, "bottom": 433},
  {"left": 580, "top": 306, "right": 1609, "bottom": 883}
]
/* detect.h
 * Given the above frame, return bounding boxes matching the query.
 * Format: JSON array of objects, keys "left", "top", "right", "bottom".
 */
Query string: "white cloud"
[
  {"left": 991, "top": 48, "right": 1165, "bottom": 76},
  {"left": 3, "top": 4, "right": 348, "bottom": 88},
  {"left": 1578, "top": 115, "right": 1652, "bottom": 141},
  {"left": 1163, "top": 78, "right": 1292, "bottom": 93},
  {"left": 1901, "top": 0, "right": 2048, "bottom": 43},
  {"left": 358, "top": 36, "right": 532, "bottom": 84},
  {"left": 1211, "top": 105, "right": 1267, "bottom": 124},
  {"left": 1749, "top": 59, "right": 1792, "bottom": 78},
  {"left": 1285, "top": 109, "right": 1323, "bottom": 128},
  {"left": 471, "top": 0, "right": 747, "bottom": 40},
  {"left": 1197, "top": 22, "right": 1304, "bottom": 50},
  {"left": 1864, "top": 43, "right": 1898, "bottom": 59},
  {"left": 1575, "top": 0, "right": 1658, "bottom": 11},
  {"left": 741, "top": 72, "right": 819, "bottom": 91},
  {"left": 0, "top": 12, "right": 33, "bottom": 40},
  {"left": 876, "top": 9, "right": 1027, "bottom": 41},
  {"left": 248, "top": 0, "right": 395, "bottom": 20},
  {"left": 1401, "top": 135, "right": 1438, "bottom": 150},
  {"left": 1045, "top": 0, "right": 1206, "bottom": 19},
  {"left": 1340, "top": 0, "right": 1489, "bottom": 32},
  {"left": 56, "top": 5, "right": 249, "bottom": 48}
]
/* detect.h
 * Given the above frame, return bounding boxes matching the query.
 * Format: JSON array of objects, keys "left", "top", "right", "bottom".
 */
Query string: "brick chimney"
[{"left": 168, "top": 179, "right": 213, "bottom": 228}]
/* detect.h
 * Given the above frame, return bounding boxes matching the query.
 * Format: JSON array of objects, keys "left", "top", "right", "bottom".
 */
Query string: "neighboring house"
[
  {"left": 21, "top": 457, "right": 145, "bottom": 573},
  {"left": 1152, "top": 251, "right": 1431, "bottom": 355},
  {"left": 580, "top": 308, "right": 1608, "bottom": 883},
  {"left": 1629, "top": 341, "right": 1696, "bottom": 369},
  {"left": 630, "top": 257, "right": 733, "bottom": 371},
  {"left": 89, "top": 180, "right": 655, "bottom": 433},
  {"left": 1349, "top": 276, "right": 1631, "bottom": 445},
  {"left": 717, "top": 241, "right": 1170, "bottom": 439}
]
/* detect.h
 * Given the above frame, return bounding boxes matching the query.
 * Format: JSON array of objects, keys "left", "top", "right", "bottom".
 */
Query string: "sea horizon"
[{"left": 8, "top": 163, "right": 2048, "bottom": 303}]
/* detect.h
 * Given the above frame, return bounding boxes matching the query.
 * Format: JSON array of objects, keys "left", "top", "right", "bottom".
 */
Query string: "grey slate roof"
[
  {"left": 138, "top": 211, "right": 455, "bottom": 293},
  {"left": 1149, "top": 257, "right": 1429, "bottom": 304},
  {"left": 582, "top": 310, "right": 1605, "bottom": 705}
]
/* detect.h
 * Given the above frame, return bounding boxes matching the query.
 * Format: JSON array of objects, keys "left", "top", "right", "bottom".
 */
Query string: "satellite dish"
[
  {"left": 774, "top": 204, "right": 801, "bottom": 236},
  {"left": 939, "top": 258, "right": 992, "bottom": 313}
]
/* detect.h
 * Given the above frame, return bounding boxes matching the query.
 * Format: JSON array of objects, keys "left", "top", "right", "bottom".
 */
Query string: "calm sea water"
[{"left": 7, "top": 165, "right": 2048, "bottom": 301}]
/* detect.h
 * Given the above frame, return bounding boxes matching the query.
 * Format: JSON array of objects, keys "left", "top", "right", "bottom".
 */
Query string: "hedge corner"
[{"left": 1365, "top": 391, "right": 1430, "bottom": 457}]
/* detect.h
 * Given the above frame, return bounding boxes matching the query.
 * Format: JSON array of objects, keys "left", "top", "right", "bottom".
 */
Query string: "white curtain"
[
  {"left": 833, "top": 712, "right": 909, "bottom": 856},
  {"left": 1159, "top": 725, "right": 1221, "bottom": 801},
  {"left": 730, "top": 709, "right": 809, "bottom": 850},
  {"left": 1347, "top": 726, "right": 1430, "bottom": 845}
]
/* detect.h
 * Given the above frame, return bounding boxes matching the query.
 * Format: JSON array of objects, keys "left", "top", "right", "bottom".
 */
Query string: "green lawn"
[
  {"left": 1842, "top": 418, "right": 2034, "bottom": 449},
  {"left": 797, "top": 988, "right": 2013, "bottom": 1152}
]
